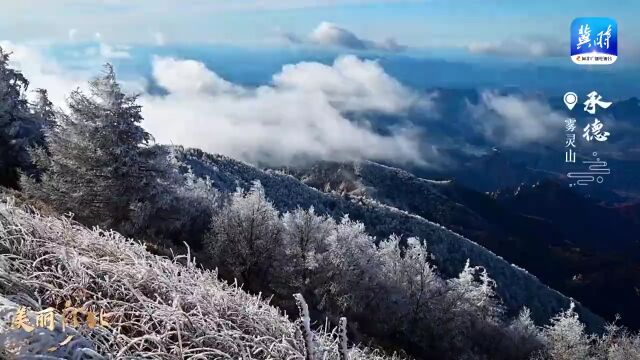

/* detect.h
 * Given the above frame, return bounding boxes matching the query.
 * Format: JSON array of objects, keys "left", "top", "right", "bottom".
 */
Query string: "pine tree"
[
  {"left": 0, "top": 47, "right": 36, "bottom": 188},
  {"left": 23, "top": 64, "right": 172, "bottom": 234},
  {"left": 31, "top": 88, "right": 56, "bottom": 133}
]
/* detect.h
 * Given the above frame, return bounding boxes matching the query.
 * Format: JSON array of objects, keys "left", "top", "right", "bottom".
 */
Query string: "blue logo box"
[{"left": 571, "top": 17, "right": 617, "bottom": 65}]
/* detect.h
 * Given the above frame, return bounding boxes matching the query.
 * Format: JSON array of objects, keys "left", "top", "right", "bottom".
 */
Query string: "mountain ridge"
[
  {"left": 178, "top": 148, "right": 603, "bottom": 330},
  {"left": 284, "top": 159, "right": 640, "bottom": 329}
]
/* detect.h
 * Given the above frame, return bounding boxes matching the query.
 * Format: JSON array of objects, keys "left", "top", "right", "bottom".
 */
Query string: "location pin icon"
[{"left": 564, "top": 92, "right": 578, "bottom": 111}]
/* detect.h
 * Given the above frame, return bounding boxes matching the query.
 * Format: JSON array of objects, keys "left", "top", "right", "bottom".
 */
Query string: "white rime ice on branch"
[
  {"left": 295, "top": 293, "right": 315, "bottom": 360},
  {"left": 338, "top": 317, "right": 349, "bottom": 360},
  {"left": 0, "top": 199, "right": 406, "bottom": 359},
  {"left": 205, "top": 183, "right": 640, "bottom": 360}
]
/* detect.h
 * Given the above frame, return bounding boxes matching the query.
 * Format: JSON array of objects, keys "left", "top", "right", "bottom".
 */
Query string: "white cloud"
[
  {"left": 90, "top": 33, "right": 132, "bottom": 59},
  {"left": 272, "top": 55, "right": 422, "bottom": 113},
  {"left": 468, "top": 91, "right": 564, "bottom": 146},
  {"left": 0, "top": 41, "right": 89, "bottom": 107},
  {"left": 142, "top": 55, "right": 427, "bottom": 165},
  {"left": 0, "top": 41, "right": 144, "bottom": 108},
  {"left": 152, "top": 57, "right": 244, "bottom": 95},
  {"left": 284, "top": 22, "right": 406, "bottom": 52},
  {"left": 0, "top": 41, "right": 427, "bottom": 166},
  {"left": 99, "top": 42, "right": 131, "bottom": 59},
  {"left": 467, "top": 38, "right": 565, "bottom": 58},
  {"left": 68, "top": 28, "right": 78, "bottom": 41}
]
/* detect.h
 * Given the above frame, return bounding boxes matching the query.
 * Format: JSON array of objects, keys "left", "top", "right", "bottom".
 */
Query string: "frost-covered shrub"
[
  {"left": 314, "top": 215, "right": 385, "bottom": 315},
  {"left": 0, "top": 198, "right": 405, "bottom": 359},
  {"left": 280, "top": 206, "right": 333, "bottom": 293},
  {"left": 205, "top": 182, "right": 285, "bottom": 291},
  {"left": 505, "top": 308, "right": 545, "bottom": 358},
  {"left": 532, "top": 304, "right": 640, "bottom": 360},
  {"left": 540, "top": 303, "right": 592, "bottom": 360},
  {"left": 205, "top": 186, "right": 533, "bottom": 359},
  {"left": 592, "top": 322, "right": 640, "bottom": 360}
]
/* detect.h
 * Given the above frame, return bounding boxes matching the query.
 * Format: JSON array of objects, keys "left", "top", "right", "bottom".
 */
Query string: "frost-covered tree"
[
  {"left": 592, "top": 320, "right": 640, "bottom": 360},
  {"left": 207, "top": 186, "right": 614, "bottom": 359},
  {"left": 439, "top": 259, "right": 505, "bottom": 356},
  {"left": 161, "top": 165, "right": 221, "bottom": 245},
  {"left": 540, "top": 302, "right": 592, "bottom": 360},
  {"left": 447, "top": 259, "right": 503, "bottom": 321},
  {"left": 0, "top": 47, "right": 40, "bottom": 188},
  {"left": 280, "top": 207, "right": 333, "bottom": 293},
  {"left": 30, "top": 88, "right": 56, "bottom": 133},
  {"left": 205, "top": 181, "right": 285, "bottom": 291},
  {"left": 377, "top": 236, "right": 443, "bottom": 336},
  {"left": 533, "top": 309, "right": 640, "bottom": 360},
  {"left": 315, "top": 215, "right": 385, "bottom": 315},
  {"left": 121, "top": 145, "right": 220, "bottom": 242},
  {"left": 506, "top": 307, "right": 544, "bottom": 358},
  {"left": 22, "top": 64, "right": 176, "bottom": 236}
]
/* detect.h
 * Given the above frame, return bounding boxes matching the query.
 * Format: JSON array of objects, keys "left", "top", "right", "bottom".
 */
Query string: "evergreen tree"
[
  {"left": 0, "top": 47, "right": 36, "bottom": 188},
  {"left": 22, "top": 64, "right": 173, "bottom": 234},
  {"left": 31, "top": 88, "right": 56, "bottom": 133}
]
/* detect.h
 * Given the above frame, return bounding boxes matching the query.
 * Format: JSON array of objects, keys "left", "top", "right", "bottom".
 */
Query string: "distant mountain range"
[
  {"left": 172, "top": 91, "right": 640, "bottom": 332},
  {"left": 369, "top": 92, "right": 640, "bottom": 200}
]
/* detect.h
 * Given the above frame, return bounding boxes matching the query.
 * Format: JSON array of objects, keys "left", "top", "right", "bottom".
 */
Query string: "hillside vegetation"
[
  {"left": 181, "top": 150, "right": 601, "bottom": 329},
  {"left": 2, "top": 47, "right": 640, "bottom": 359},
  {"left": 0, "top": 198, "right": 404, "bottom": 359}
]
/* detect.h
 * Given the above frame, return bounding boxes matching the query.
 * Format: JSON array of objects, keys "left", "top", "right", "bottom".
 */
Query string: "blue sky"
[{"left": 2, "top": 0, "right": 639, "bottom": 49}]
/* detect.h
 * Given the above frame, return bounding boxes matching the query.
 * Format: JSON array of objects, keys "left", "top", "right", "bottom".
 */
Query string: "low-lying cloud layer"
[
  {"left": 1, "top": 40, "right": 426, "bottom": 166},
  {"left": 0, "top": 41, "right": 88, "bottom": 106},
  {"left": 142, "top": 55, "right": 426, "bottom": 165},
  {"left": 2, "top": 40, "right": 570, "bottom": 167},
  {"left": 284, "top": 22, "right": 406, "bottom": 52},
  {"left": 467, "top": 38, "right": 565, "bottom": 58},
  {"left": 468, "top": 91, "right": 564, "bottom": 146}
]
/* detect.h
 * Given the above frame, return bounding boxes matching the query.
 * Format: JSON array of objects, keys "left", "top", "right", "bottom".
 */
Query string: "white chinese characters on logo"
[
  {"left": 583, "top": 119, "right": 610, "bottom": 142},
  {"left": 595, "top": 25, "right": 612, "bottom": 49},
  {"left": 583, "top": 91, "right": 612, "bottom": 115},
  {"left": 577, "top": 24, "right": 591, "bottom": 49}
]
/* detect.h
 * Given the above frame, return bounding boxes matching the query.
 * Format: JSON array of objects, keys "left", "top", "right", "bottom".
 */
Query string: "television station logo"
[{"left": 571, "top": 17, "right": 617, "bottom": 65}]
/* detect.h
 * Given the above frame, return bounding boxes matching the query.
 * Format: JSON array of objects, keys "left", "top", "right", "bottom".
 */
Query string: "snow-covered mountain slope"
[
  {"left": 290, "top": 160, "right": 493, "bottom": 238},
  {"left": 181, "top": 149, "right": 603, "bottom": 330}
]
